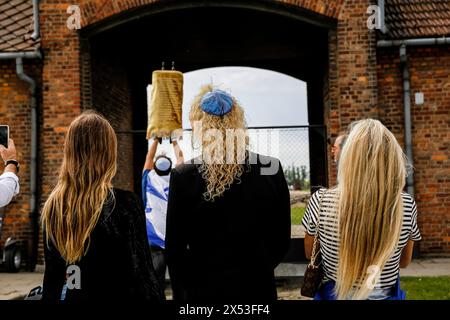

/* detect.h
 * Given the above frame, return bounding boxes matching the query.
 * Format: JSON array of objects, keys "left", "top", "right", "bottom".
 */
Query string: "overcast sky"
[{"left": 182, "top": 66, "right": 308, "bottom": 128}]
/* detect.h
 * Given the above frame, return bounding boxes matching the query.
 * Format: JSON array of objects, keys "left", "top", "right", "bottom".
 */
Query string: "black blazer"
[
  {"left": 166, "top": 153, "right": 291, "bottom": 301},
  {"left": 42, "top": 188, "right": 164, "bottom": 301}
]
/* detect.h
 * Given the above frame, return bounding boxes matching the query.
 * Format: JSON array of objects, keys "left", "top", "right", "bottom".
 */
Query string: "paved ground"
[
  {"left": 0, "top": 272, "right": 42, "bottom": 300},
  {"left": 275, "top": 258, "right": 450, "bottom": 277},
  {"left": 1, "top": 258, "right": 449, "bottom": 300},
  {"left": 399, "top": 258, "right": 450, "bottom": 277}
]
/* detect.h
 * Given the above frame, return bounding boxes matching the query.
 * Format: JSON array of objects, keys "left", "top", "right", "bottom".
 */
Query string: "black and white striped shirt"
[{"left": 302, "top": 189, "right": 421, "bottom": 291}]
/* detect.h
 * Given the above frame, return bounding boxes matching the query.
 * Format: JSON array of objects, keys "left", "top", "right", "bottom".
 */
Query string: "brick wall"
[
  {"left": 36, "top": 1, "right": 83, "bottom": 263},
  {"left": 325, "top": 29, "right": 339, "bottom": 187},
  {"left": 378, "top": 46, "right": 450, "bottom": 256},
  {"left": 40, "top": 0, "right": 82, "bottom": 196},
  {"left": 0, "top": 59, "right": 42, "bottom": 266},
  {"left": 325, "top": 0, "right": 379, "bottom": 186}
]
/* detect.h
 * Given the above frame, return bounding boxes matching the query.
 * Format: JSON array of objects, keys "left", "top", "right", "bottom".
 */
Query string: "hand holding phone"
[
  {"left": 0, "top": 125, "right": 8, "bottom": 148},
  {"left": 0, "top": 138, "right": 17, "bottom": 163}
]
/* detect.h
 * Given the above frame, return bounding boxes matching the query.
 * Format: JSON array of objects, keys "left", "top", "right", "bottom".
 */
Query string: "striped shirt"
[{"left": 302, "top": 189, "right": 421, "bottom": 294}]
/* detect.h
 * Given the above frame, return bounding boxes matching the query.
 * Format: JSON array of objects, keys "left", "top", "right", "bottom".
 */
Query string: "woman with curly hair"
[{"left": 165, "top": 85, "right": 291, "bottom": 301}]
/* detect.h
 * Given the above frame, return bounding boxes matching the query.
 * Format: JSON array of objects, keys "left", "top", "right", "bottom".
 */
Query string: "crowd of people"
[{"left": 1, "top": 85, "right": 421, "bottom": 301}]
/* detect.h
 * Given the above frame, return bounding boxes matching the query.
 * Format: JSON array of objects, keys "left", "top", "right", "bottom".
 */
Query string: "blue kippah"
[{"left": 200, "top": 90, "right": 233, "bottom": 116}]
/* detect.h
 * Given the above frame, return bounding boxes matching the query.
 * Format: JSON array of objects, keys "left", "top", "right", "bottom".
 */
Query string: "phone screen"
[{"left": 0, "top": 125, "right": 9, "bottom": 148}]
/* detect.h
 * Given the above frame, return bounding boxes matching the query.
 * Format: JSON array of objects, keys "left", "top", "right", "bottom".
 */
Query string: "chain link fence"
[
  {"left": 120, "top": 125, "right": 327, "bottom": 232},
  {"left": 247, "top": 126, "right": 311, "bottom": 191},
  {"left": 165, "top": 125, "right": 327, "bottom": 192}
]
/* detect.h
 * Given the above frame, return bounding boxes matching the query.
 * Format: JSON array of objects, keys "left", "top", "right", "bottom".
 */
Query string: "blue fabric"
[
  {"left": 314, "top": 281, "right": 337, "bottom": 300},
  {"left": 142, "top": 169, "right": 150, "bottom": 206},
  {"left": 385, "top": 274, "right": 406, "bottom": 300},
  {"left": 60, "top": 284, "right": 67, "bottom": 301},
  {"left": 142, "top": 169, "right": 167, "bottom": 203},
  {"left": 146, "top": 180, "right": 168, "bottom": 202},
  {"left": 146, "top": 216, "right": 165, "bottom": 249},
  {"left": 314, "top": 274, "right": 406, "bottom": 300},
  {"left": 141, "top": 169, "right": 169, "bottom": 249},
  {"left": 200, "top": 89, "right": 233, "bottom": 116}
]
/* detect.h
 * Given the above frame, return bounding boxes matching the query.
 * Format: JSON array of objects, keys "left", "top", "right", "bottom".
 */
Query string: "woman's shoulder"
[
  {"left": 401, "top": 191, "right": 415, "bottom": 203},
  {"left": 112, "top": 188, "right": 139, "bottom": 202},
  {"left": 401, "top": 192, "right": 417, "bottom": 214},
  {"left": 312, "top": 187, "right": 337, "bottom": 199},
  {"left": 103, "top": 188, "right": 143, "bottom": 224},
  {"left": 172, "top": 161, "right": 201, "bottom": 177},
  {"left": 109, "top": 188, "right": 142, "bottom": 216},
  {"left": 307, "top": 188, "right": 339, "bottom": 214}
]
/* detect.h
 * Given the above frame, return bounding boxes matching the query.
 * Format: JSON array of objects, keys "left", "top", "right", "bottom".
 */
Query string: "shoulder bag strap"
[{"left": 309, "top": 188, "right": 324, "bottom": 267}]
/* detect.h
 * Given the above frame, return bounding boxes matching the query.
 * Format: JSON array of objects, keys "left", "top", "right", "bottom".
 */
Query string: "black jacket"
[
  {"left": 166, "top": 153, "right": 291, "bottom": 301},
  {"left": 42, "top": 188, "right": 164, "bottom": 301}
]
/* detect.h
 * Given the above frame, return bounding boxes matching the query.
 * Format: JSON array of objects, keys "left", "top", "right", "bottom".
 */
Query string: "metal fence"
[
  {"left": 247, "top": 126, "right": 311, "bottom": 190},
  {"left": 247, "top": 125, "right": 327, "bottom": 191},
  {"left": 122, "top": 125, "right": 328, "bottom": 192}
]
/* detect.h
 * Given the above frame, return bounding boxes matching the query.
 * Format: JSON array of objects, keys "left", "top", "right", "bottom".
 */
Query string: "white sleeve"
[{"left": 0, "top": 172, "right": 20, "bottom": 208}]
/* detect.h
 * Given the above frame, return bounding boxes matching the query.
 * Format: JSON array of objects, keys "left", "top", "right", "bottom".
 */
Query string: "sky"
[
  {"left": 146, "top": 66, "right": 310, "bottom": 167},
  {"left": 181, "top": 66, "right": 308, "bottom": 128}
]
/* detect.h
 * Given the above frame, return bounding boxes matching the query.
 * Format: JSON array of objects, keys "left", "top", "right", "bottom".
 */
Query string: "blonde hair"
[
  {"left": 189, "top": 85, "right": 249, "bottom": 201},
  {"left": 334, "top": 119, "right": 406, "bottom": 299},
  {"left": 41, "top": 111, "right": 117, "bottom": 264}
]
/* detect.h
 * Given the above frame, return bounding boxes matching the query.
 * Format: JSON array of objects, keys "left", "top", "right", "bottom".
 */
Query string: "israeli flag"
[{"left": 143, "top": 169, "right": 170, "bottom": 249}]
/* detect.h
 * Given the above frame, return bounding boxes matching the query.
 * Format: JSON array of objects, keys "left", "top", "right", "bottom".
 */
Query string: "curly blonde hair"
[{"left": 189, "top": 85, "right": 249, "bottom": 201}]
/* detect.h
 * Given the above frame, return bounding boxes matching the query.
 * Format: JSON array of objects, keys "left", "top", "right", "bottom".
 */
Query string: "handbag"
[{"left": 301, "top": 189, "right": 324, "bottom": 298}]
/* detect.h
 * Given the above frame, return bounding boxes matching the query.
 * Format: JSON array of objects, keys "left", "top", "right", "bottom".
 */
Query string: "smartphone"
[{"left": 0, "top": 125, "right": 9, "bottom": 148}]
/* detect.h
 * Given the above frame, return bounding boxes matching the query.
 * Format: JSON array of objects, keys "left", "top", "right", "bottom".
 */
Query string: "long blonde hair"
[
  {"left": 335, "top": 119, "right": 406, "bottom": 299},
  {"left": 189, "top": 85, "right": 249, "bottom": 201},
  {"left": 41, "top": 111, "right": 117, "bottom": 264}
]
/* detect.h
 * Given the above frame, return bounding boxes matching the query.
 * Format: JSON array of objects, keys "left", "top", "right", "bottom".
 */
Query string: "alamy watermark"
[
  {"left": 66, "top": 5, "right": 81, "bottom": 30},
  {"left": 366, "top": 5, "right": 386, "bottom": 32},
  {"left": 66, "top": 4, "right": 386, "bottom": 32},
  {"left": 66, "top": 264, "right": 81, "bottom": 290},
  {"left": 188, "top": 121, "right": 280, "bottom": 176},
  {"left": 365, "top": 265, "right": 381, "bottom": 290}
]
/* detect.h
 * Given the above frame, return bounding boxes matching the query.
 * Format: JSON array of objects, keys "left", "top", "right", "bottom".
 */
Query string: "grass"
[
  {"left": 291, "top": 206, "right": 306, "bottom": 225},
  {"left": 401, "top": 276, "right": 450, "bottom": 300}
]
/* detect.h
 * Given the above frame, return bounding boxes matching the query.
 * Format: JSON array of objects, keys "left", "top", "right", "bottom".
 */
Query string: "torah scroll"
[{"left": 147, "top": 70, "right": 183, "bottom": 139}]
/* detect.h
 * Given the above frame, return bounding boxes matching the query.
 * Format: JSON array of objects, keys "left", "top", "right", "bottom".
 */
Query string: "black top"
[
  {"left": 166, "top": 153, "right": 291, "bottom": 301},
  {"left": 42, "top": 188, "right": 164, "bottom": 301}
]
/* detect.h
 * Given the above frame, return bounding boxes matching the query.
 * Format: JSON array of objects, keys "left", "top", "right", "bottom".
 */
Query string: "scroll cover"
[{"left": 147, "top": 70, "right": 183, "bottom": 139}]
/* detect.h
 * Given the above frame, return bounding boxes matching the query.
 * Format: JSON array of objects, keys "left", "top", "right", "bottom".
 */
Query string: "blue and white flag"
[{"left": 142, "top": 169, "right": 170, "bottom": 249}]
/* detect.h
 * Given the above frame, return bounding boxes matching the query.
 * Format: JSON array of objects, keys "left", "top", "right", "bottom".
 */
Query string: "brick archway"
[
  {"left": 39, "top": 0, "right": 376, "bottom": 190},
  {"left": 78, "top": 0, "right": 344, "bottom": 29},
  {"left": 82, "top": 4, "right": 332, "bottom": 190},
  {"left": 38, "top": 0, "right": 379, "bottom": 261}
]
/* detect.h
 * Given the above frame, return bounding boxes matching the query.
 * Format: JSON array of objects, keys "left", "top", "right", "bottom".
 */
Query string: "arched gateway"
[{"left": 37, "top": 0, "right": 380, "bottom": 263}]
